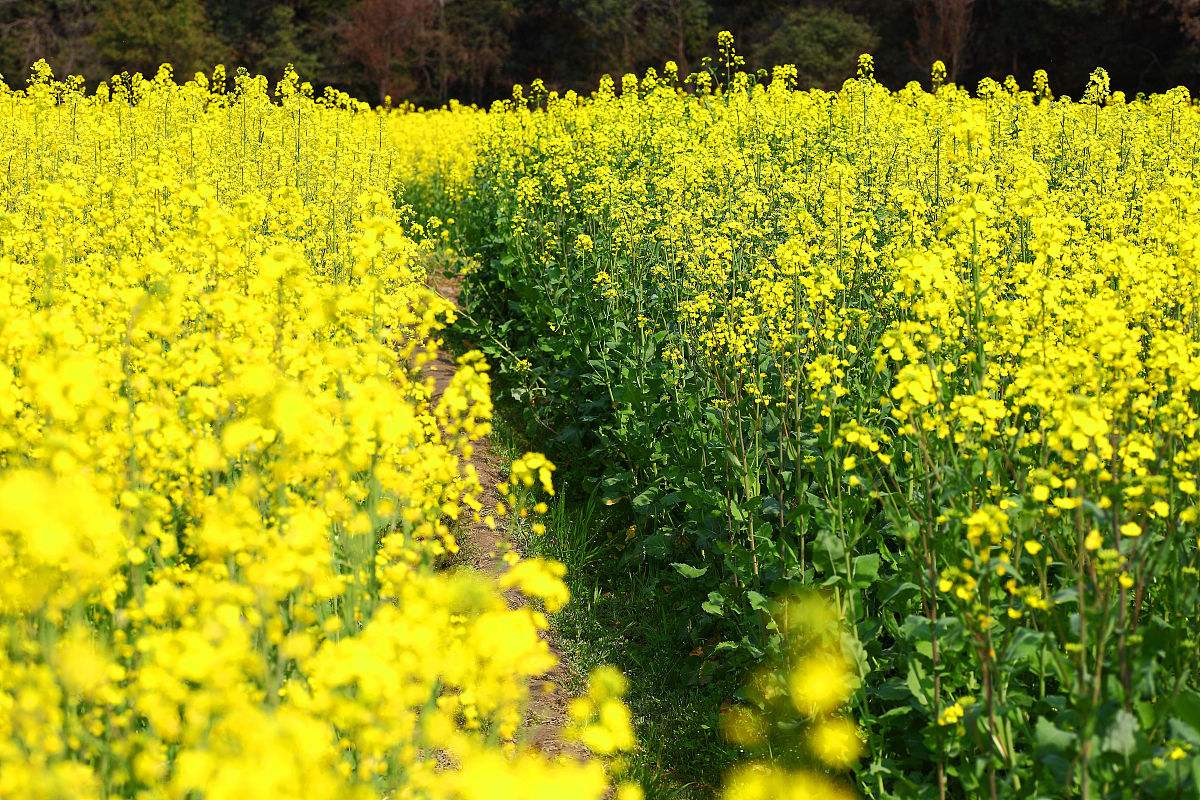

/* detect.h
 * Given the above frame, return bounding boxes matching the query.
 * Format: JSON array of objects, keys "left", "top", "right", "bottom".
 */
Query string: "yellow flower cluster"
[
  {"left": 0, "top": 62, "right": 631, "bottom": 799},
  {"left": 719, "top": 594, "right": 861, "bottom": 800},
  {"left": 428, "top": 39, "right": 1200, "bottom": 795}
]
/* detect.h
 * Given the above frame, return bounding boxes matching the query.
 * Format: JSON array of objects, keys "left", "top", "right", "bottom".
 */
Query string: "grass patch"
[{"left": 489, "top": 416, "right": 740, "bottom": 800}]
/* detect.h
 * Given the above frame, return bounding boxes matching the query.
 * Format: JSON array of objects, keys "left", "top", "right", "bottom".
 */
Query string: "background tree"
[
  {"left": 1169, "top": 0, "right": 1200, "bottom": 41},
  {"left": 92, "top": 0, "right": 225, "bottom": 77},
  {"left": 342, "top": 0, "right": 514, "bottom": 105},
  {"left": 563, "top": 0, "right": 710, "bottom": 80},
  {"left": 0, "top": 0, "right": 97, "bottom": 79},
  {"left": 342, "top": 0, "right": 438, "bottom": 103},
  {"left": 206, "top": 0, "right": 342, "bottom": 83},
  {"left": 442, "top": 0, "right": 517, "bottom": 102},
  {"left": 3, "top": 0, "right": 1200, "bottom": 103},
  {"left": 743, "top": 4, "right": 879, "bottom": 88},
  {"left": 911, "top": 0, "right": 973, "bottom": 80}
]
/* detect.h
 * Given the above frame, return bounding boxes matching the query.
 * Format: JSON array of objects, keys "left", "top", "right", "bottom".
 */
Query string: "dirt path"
[{"left": 427, "top": 272, "right": 582, "bottom": 759}]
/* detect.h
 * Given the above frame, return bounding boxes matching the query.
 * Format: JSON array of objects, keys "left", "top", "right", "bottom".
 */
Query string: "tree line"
[{"left": 2, "top": 1, "right": 1199, "bottom": 105}]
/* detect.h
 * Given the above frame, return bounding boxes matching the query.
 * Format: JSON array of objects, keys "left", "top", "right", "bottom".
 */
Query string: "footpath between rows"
[{"left": 426, "top": 270, "right": 582, "bottom": 759}]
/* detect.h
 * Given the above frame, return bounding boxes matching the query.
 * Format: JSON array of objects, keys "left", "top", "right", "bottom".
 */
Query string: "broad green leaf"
[
  {"left": 1101, "top": 709, "right": 1138, "bottom": 756},
  {"left": 852, "top": 553, "right": 881, "bottom": 587},
  {"left": 631, "top": 486, "right": 659, "bottom": 511},
  {"left": 671, "top": 562, "right": 707, "bottom": 579},
  {"left": 701, "top": 591, "right": 725, "bottom": 616},
  {"left": 1002, "top": 627, "right": 1044, "bottom": 665},
  {"left": 1035, "top": 717, "right": 1076, "bottom": 753},
  {"left": 905, "top": 660, "right": 930, "bottom": 707}
]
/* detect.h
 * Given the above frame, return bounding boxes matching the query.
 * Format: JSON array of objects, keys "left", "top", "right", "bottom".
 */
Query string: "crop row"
[
  {"left": 0, "top": 64, "right": 636, "bottom": 800},
  {"left": 426, "top": 49, "right": 1200, "bottom": 798}
]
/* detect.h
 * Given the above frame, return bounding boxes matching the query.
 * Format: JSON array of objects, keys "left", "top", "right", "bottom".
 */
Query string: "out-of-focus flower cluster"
[{"left": 720, "top": 594, "right": 861, "bottom": 800}]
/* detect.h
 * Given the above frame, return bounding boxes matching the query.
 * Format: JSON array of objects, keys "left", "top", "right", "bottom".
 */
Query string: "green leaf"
[
  {"left": 631, "top": 486, "right": 659, "bottom": 511},
  {"left": 659, "top": 491, "right": 682, "bottom": 509},
  {"left": 852, "top": 553, "right": 881, "bottom": 587},
  {"left": 599, "top": 471, "right": 632, "bottom": 500},
  {"left": 814, "top": 528, "right": 846, "bottom": 566},
  {"left": 872, "top": 681, "right": 913, "bottom": 702},
  {"left": 844, "top": 631, "right": 869, "bottom": 679},
  {"left": 1172, "top": 690, "right": 1200, "bottom": 737},
  {"left": 879, "top": 705, "right": 913, "bottom": 720},
  {"left": 879, "top": 579, "right": 920, "bottom": 605},
  {"left": 746, "top": 590, "right": 769, "bottom": 611},
  {"left": 1101, "top": 709, "right": 1138, "bottom": 756},
  {"left": 1002, "top": 627, "right": 1045, "bottom": 665},
  {"left": 701, "top": 590, "right": 725, "bottom": 616},
  {"left": 672, "top": 562, "right": 707, "bottom": 579},
  {"left": 641, "top": 533, "right": 671, "bottom": 560},
  {"left": 1135, "top": 700, "right": 1158, "bottom": 731},
  {"left": 905, "top": 659, "right": 930, "bottom": 706},
  {"left": 1035, "top": 716, "right": 1076, "bottom": 753}
]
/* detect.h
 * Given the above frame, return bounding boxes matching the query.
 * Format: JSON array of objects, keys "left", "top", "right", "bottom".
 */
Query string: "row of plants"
[
  {"left": 1, "top": 58, "right": 866, "bottom": 800},
  {"left": 416, "top": 40, "right": 1200, "bottom": 798},
  {"left": 0, "top": 63, "right": 648, "bottom": 799}
]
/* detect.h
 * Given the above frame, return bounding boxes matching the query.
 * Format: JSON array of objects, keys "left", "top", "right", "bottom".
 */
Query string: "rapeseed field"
[{"left": 5, "top": 33, "right": 1200, "bottom": 799}]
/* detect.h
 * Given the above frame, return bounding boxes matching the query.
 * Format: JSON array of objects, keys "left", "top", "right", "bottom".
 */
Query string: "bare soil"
[{"left": 426, "top": 272, "right": 583, "bottom": 759}]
